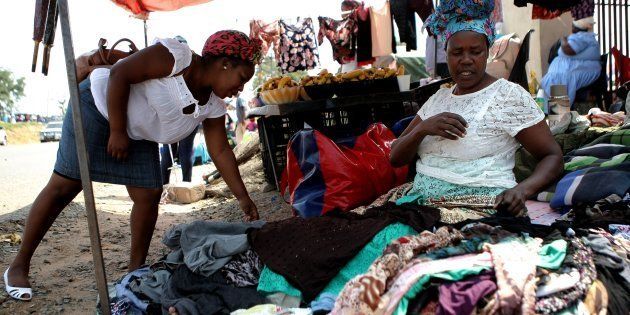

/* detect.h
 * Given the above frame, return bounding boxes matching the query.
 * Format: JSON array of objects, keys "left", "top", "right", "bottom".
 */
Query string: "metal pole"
[
  {"left": 144, "top": 20, "right": 148, "bottom": 48},
  {"left": 57, "top": 0, "right": 111, "bottom": 314}
]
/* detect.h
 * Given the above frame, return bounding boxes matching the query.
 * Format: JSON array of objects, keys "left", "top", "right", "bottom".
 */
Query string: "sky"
[{"left": 0, "top": 0, "right": 426, "bottom": 116}]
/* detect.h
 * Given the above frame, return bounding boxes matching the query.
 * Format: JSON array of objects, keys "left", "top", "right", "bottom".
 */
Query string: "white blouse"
[
  {"left": 90, "top": 38, "right": 227, "bottom": 144},
  {"left": 416, "top": 79, "right": 545, "bottom": 189}
]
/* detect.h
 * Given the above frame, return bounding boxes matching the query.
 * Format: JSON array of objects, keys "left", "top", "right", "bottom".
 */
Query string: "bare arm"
[
  {"left": 495, "top": 121, "right": 564, "bottom": 214},
  {"left": 390, "top": 113, "right": 468, "bottom": 167},
  {"left": 106, "top": 43, "right": 175, "bottom": 159},
  {"left": 202, "top": 117, "right": 259, "bottom": 221},
  {"left": 560, "top": 37, "right": 577, "bottom": 56}
]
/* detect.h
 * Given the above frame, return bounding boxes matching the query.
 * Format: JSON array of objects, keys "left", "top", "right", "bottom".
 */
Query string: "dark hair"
[{"left": 201, "top": 54, "right": 254, "bottom": 69}]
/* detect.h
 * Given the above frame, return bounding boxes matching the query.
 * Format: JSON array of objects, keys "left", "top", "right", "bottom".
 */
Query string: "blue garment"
[
  {"left": 541, "top": 32, "right": 601, "bottom": 105},
  {"left": 160, "top": 125, "right": 199, "bottom": 184},
  {"left": 115, "top": 267, "right": 151, "bottom": 313},
  {"left": 54, "top": 78, "right": 162, "bottom": 188}
]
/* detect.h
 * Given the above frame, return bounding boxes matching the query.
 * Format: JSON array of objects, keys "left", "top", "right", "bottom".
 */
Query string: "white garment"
[
  {"left": 90, "top": 38, "right": 227, "bottom": 144},
  {"left": 425, "top": 36, "right": 446, "bottom": 76},
  {"left": 416, "top": 79, "right": 544, "bottom": 189}
]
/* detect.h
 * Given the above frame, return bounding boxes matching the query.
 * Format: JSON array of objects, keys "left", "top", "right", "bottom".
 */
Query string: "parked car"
[
  {"left": 40, "top": 121, "right": 63, "bottom": 142},
  {"left": 0, "top": 126, "right": 7, "bottom": 145}
]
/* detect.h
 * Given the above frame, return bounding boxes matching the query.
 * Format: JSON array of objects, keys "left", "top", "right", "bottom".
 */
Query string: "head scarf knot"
[
  {"left": 202, "top": 30, "right": 263, "bottom": 65},
  {"left": 424, "top": 0, "right": 496, "bottom": 44}
]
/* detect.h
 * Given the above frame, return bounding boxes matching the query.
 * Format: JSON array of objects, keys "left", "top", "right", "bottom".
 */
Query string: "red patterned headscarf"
[{"left": 202, "top": 30, "right": 263, "bottom": 65}]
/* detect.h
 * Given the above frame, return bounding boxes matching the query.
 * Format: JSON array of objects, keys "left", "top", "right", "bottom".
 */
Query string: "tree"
[
  {"left": 252, "top": 56, "right": 307, "bottom": 92},
  {"left": 57, "top": 99, "right": 67, "bottom": 117},
  {"left": 0, "top": 68, "right": 25, "bottom": 117}
]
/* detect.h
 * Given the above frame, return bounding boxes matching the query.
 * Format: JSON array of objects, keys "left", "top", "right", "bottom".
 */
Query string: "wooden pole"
[{"left": 57, "top": 0, "right": 111, "bottom": 314}]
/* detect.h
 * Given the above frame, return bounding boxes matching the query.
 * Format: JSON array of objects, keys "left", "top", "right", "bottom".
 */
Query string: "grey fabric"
[
  {"left": 162, "top": 220, "right": 265, "bottom": 277},
  {"left": 583, "top": 233, "right": 630, "bottom": 284},
  {"left": 161, "top": 264, "right": 265, "bottom": 315},
  {"left": 265, "top": 292, "right": 302, "bottom": 308},
  {"left": 129, "top": 269, "right": 173, "bottom": 304}
]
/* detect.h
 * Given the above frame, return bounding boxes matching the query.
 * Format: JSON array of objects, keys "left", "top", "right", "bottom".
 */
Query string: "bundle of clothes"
[{"left": 104, "top": 202, "right": 629, "bottom": 315}]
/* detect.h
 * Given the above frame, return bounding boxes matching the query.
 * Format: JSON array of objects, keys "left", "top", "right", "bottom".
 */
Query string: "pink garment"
[
  {"left": 370, "top": 1, "right": 393, "bottom": 57},
  {"left": 332, "top": 227, "right": 464, "bottom": 314},
  {"left": 484, "top": 238, "right": 542, "bottom": 315},
  {"left": 111, "top": 0, "right": 211, "bottom": 19},
  {"left": 380, "top": 252, "right": 494, "bottom": 315},
  {"left": 249, "top": 20, "right": 280, "bottom": 59}
]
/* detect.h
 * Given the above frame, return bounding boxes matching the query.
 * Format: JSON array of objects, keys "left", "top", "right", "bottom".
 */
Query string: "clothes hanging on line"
[
  {"left": 278, "top": 18, "right": 320, "bottom": 73},
  {"left": 249, "top": 20, "right": 280, "bottom": 60},
  {"left": 390, "top": 0, "right": 418, "bottom": 51},
  {"left": 318, "top": 14, "right": 358, "bottom": 64}
]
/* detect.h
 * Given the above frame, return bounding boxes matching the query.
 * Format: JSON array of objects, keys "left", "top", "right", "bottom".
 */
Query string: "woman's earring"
[{"left": 223, "top": 65, "right": 227, "bottom": 70}]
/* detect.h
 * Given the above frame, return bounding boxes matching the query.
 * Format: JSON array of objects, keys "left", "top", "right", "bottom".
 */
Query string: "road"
[{"left": 0, "top": 142, "right": 59, "bottom": 215}]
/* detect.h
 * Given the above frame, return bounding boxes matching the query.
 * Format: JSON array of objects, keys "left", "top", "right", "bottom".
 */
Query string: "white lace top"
[
  {"left": 416, "top": 79, "right": 544, "bottom": 189},
  {"left": 90, "top": 38, "right": 227, "bottom": 144}
]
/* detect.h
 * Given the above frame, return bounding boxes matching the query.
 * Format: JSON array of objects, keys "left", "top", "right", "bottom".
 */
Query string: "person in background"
[
  {"left": 425, "top": 35, "right": 449, "bottom": 78},
  {"left": 234, "top": 95, "right": 248, "bottom": 144},
  {"left": 5, "top": 30, "right": 261, "bottom": 302},
  {"left": 541, "top": 17, "right": 601, "bottom": 107},
  {"left": 391, "top": 0, "right": 563, "bottom": 217},
  {"left": 246, "top": 117, "right": 258, "bottom": 132}
]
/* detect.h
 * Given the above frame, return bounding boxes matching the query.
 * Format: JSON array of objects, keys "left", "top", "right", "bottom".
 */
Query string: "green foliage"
[
  {"left": 251, "top": 56, "right": 307, "bottom": 92},
  {"left": 0, "top": 68, "right": 25, "bottom": 116}
]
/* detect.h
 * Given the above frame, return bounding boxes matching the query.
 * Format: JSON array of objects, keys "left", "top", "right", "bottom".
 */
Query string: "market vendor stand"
[{"left": 249, "top": 78, "right": 451, "bottom": 190}]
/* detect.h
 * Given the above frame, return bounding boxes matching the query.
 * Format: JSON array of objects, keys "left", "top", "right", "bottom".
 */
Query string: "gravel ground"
[{"left": 0, "top": 142, "right": 292, "bottom": 314}]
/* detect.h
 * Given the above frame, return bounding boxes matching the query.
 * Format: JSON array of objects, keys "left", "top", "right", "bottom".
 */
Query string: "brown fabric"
[
  {"left": 75, "top": 38, "right": 138, "bottom": 82},
  {"left": 249, "top": 203, "right": 440, "bottom": 301}
]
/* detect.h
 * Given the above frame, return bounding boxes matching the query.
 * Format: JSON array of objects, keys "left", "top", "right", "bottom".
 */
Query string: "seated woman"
[
  {"left": 390, "top": 0, "right": 563, "bottom": 216},
  {"left": 541, "top": 17, "right": 601, "bottom": 106}
]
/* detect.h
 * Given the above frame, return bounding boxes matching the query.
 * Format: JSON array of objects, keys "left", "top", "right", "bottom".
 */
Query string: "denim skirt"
[{"left": 54, "top": 78, "right": 162, "bottom": 188}]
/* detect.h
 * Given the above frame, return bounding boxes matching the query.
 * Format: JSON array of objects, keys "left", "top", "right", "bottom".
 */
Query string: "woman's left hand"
[
  {"left": 239, "top": 197, "right": 260, "bottom": 221},
  {"left": 494, "top": 187, "right": 528, "bottom": 216}
]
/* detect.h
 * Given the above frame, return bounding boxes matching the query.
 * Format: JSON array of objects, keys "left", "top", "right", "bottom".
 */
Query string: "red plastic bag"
[{"left": 280, "top": 123, "right": 408, "bottom": 218}]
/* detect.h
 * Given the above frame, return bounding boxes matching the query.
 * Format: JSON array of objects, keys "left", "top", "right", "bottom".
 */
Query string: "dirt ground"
[{"left": 0, "top": 151, "right": 293, "bottom": 314}]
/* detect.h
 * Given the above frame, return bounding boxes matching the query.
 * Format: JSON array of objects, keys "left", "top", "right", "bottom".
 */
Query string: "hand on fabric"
[
  {"left": 418, "top": 112, "right": 468, "bottom": 140},
  {"left": 107, "top": 131, "right": 129, "bottom": 160},
  {"left": 494, "top": 187, "right": 527, "bottom": 216},
  {"left": 239, "top": 196, "right": 260, "bottom": 221},
  {"left": 168, "top": 306, "right": 178, "bottom": 315}
]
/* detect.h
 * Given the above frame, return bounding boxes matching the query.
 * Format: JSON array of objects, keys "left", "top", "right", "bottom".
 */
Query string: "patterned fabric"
[
  {"left": 221, "top": 250, "right": 262, "bottom": 288},
  {"left": 535, "top": 238, "right": 597, "bottom": 314},
  {"left": 202, "top": 30, "right": 263, "bottom": 65},
  {"left": 249, "top": 20, "right": 280, "bottom": 59},
  {"left": 490, "top": 0, "right": 503, "bottom": 22},
  {"left": 332, "top": 227, "right": 464, "bottom": 314},
  {"left": 484, "top": 237, "right": 542, "bottom": 315},
  {"left": 571, "top": 0, "right": 595, "bottom": 20},
  {"left": 351, "top": 183, "right": 412, "bottom": 215},
  {"left": 318, "top": 15, "right": 358, "bottom": 64},
  {"left": 424, "top": 0, "right": 496, "bottom": 44},
  {"left": 278, "top": 18, "right": 319, "bottom": 73}
]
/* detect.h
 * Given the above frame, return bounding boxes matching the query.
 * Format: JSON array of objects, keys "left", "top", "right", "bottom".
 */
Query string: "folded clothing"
[{"left": 250, "top": 203, "right": 440, "bottom": 301}]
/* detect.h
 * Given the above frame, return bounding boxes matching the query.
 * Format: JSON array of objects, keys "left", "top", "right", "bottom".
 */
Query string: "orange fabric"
[{"left": 111, "top": 0, "right": 211, "bottom": 19}]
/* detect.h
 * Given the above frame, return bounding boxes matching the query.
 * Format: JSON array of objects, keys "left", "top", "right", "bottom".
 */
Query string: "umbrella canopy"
[{"left": 111, "top": 0, "right": 212, "bottom": 19}]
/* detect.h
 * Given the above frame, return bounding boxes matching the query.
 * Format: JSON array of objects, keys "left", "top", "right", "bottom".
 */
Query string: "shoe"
[{"left": 4, "top": 268, "right": 32, "bottom": 301}]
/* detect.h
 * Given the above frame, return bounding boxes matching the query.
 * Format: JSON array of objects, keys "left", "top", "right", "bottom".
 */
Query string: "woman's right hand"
[
  {"left": 418, "top": 112, "right": 468, "bottom": 140},
  {"left": 107, "top": 130, "right": 129, "bottom": 160}
]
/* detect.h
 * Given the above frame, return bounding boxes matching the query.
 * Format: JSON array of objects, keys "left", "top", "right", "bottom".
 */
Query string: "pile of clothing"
[{"left": 105, "top": 198, "right": 629, "bottom": 315}]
